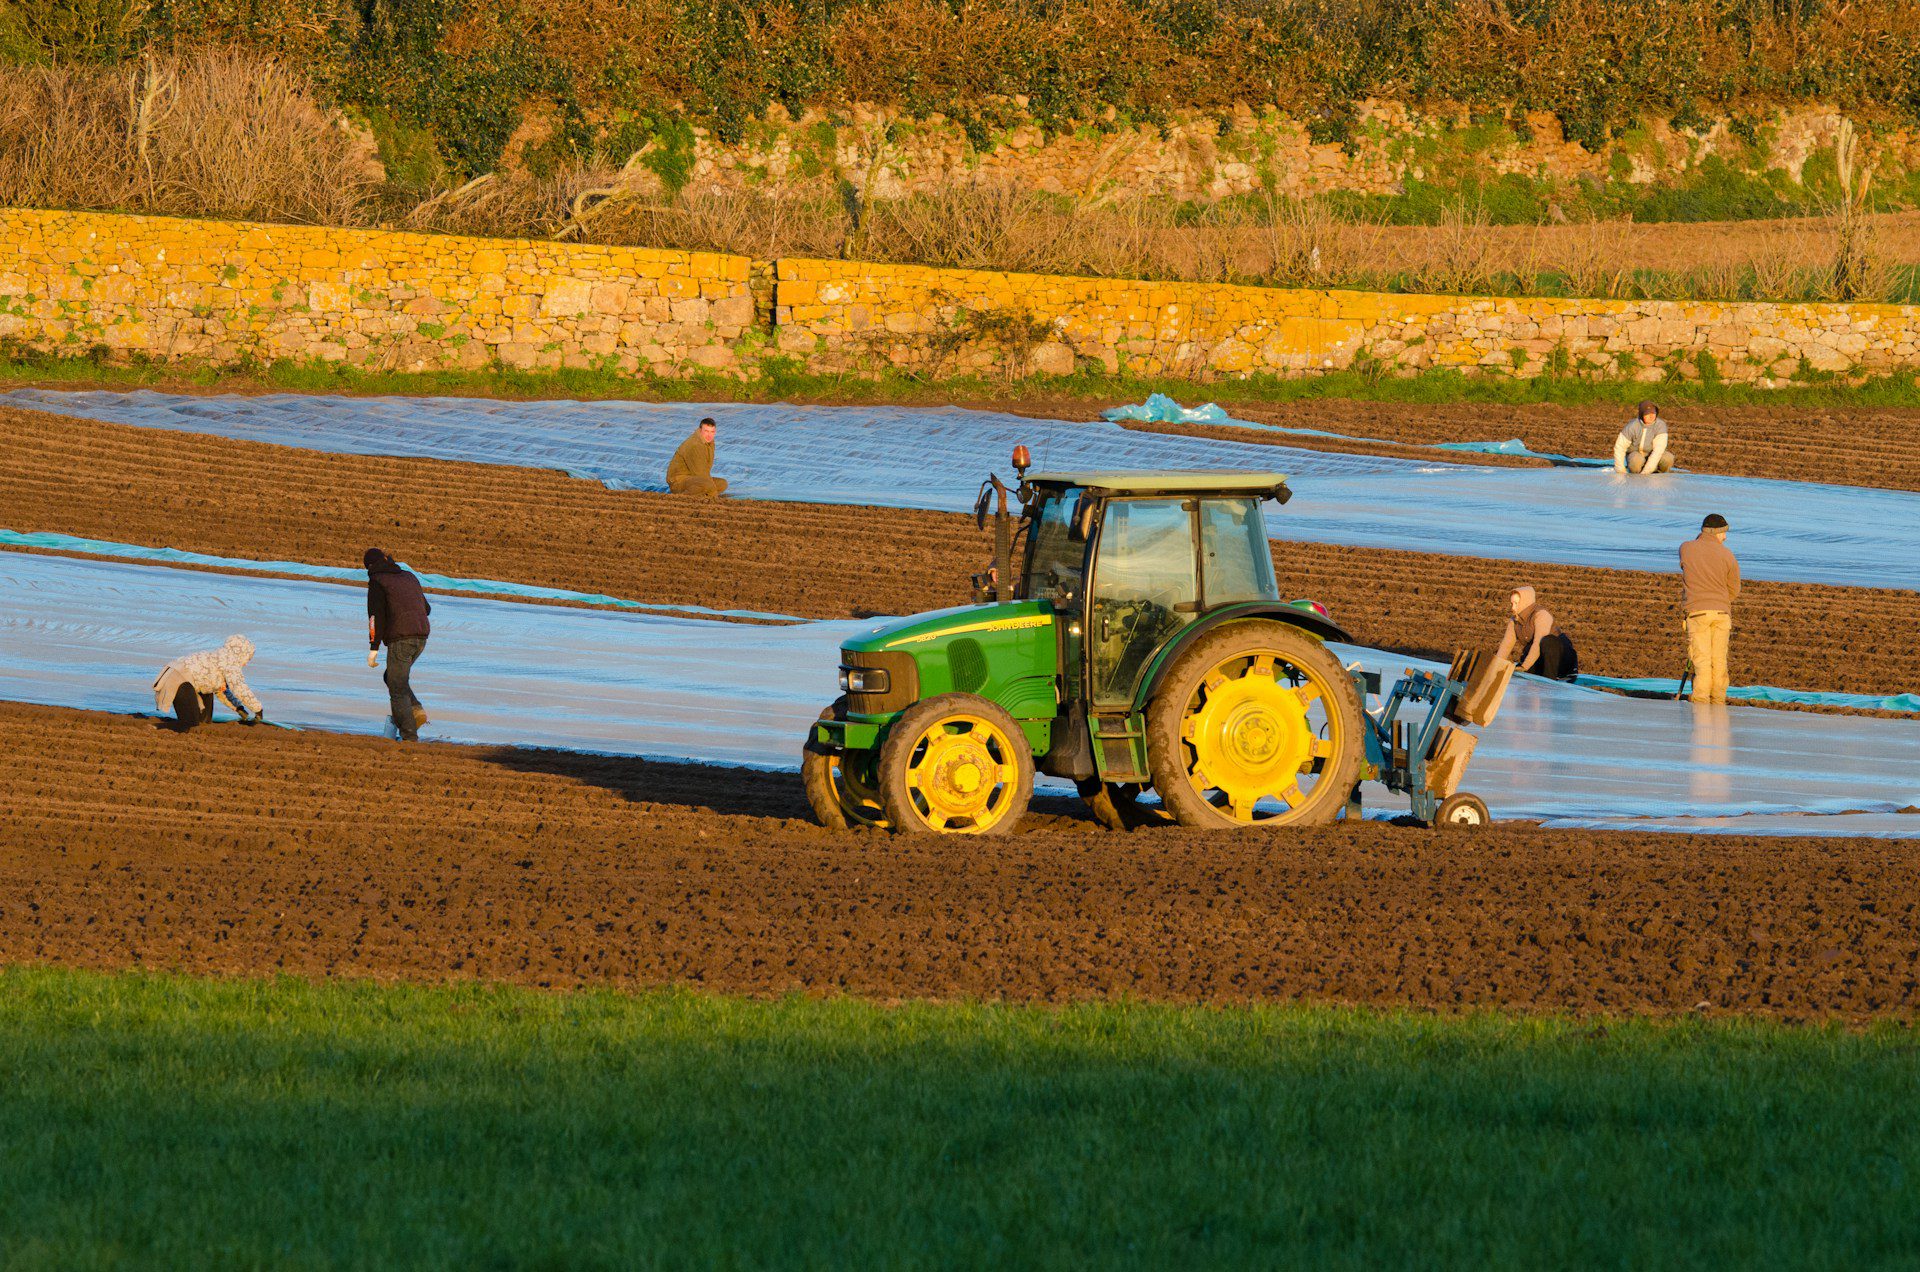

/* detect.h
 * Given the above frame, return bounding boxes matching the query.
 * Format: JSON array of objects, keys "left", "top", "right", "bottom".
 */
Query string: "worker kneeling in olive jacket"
[{"left": 666, "top": 417, "right": 729, "bottom": 497}]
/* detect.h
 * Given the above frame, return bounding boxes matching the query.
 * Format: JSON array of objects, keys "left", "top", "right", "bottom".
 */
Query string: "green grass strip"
[
  {"left": 1, "top": 966, "right": 1917, "bottom": 1268},
  {"left": 8, "top": 349, "right": 1920, "bottom": 412}
]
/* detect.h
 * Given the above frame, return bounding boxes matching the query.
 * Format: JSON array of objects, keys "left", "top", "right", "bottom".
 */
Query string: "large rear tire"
[
  {"left": 1145, "top": 621, "right": 1365, "bottom": 829},
  {"left": 878, "top": 693, "right": 1033, "bottom": 835},
  {"left": 802, "top": 701, "right": 888, "bottom": 829}
]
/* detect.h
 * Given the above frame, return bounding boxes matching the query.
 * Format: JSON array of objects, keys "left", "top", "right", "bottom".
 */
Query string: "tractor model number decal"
[{"left": 887, "top": 615, "right": 1054, "bottom": 646}]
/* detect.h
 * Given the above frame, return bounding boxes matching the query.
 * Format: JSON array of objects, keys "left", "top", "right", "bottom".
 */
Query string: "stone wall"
[
  {"left": 0, "top": 208, "right": 756, "bottom": 375},
  {"left": 775, "top": 259, "right": 1920, "bottom": 385},
  {"left": 5, "top": 208, "right": 1920, "bottom": 386}
]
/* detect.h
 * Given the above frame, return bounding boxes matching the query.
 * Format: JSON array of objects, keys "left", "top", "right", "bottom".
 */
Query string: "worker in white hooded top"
[
  {"left": 1614, "top": 400, "right": 1675, "bottom": 474},
  {"left": 1494, "top": 586, "right": 1580, "bottom": 681},
  {"left": 152, "top": 634, "right": 265, "bottom": 731}
]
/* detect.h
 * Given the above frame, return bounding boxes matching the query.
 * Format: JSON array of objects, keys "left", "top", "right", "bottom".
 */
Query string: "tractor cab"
[{"left": 1016, "top": 470, "right": 1302, "bottom": 711}]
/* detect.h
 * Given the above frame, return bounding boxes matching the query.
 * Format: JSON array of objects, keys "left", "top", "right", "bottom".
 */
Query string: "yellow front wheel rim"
[
  {"left": 1180, "top": 651, "right": 1343, "bottom": 823},
  {"left": 902, "top": 714, "right": 1020, "bottom": 832}
]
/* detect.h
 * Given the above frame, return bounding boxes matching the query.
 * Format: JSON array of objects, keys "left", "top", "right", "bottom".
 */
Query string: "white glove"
[{"left": 367, "top": 650, "right": 379, "bottom": 668}]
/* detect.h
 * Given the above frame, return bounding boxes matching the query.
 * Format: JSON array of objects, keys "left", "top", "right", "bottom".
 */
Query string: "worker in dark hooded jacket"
[
  {"left": 1494, "top": 585, "right": 1580, "bottom": 681},
  {"left": 365, "top": 548, "right": 431, "bottom": 741}
]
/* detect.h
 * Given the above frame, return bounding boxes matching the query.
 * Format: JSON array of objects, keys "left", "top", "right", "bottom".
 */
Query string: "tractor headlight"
[{"left": 839, "top": 666, "right": 891, "bottom": 694}]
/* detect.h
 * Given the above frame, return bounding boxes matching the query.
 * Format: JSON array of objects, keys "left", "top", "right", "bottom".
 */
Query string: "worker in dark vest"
[
  {"left": 666, "top": 417, "right": 729, "bottom": 497},
  {"left": 1495, "top": 585, "right": 1580, "bottom": 681},
  {"left": 364, "top": 548, "right": 432, "bottom": 741}
]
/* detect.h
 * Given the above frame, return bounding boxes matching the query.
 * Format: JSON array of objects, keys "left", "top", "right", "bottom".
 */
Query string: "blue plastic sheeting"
[
  {"left": 1432, "top": 438, "right": 1613, "bottom": 468},
  {"left": 1107, "top": 395, "right": 1615, "bottom": 465},
  {"left": 1574, "top": 670, "right": 1920, "bottom": 714},
  {"left": 0, "top": 529, "right": 802, "bottom": 623},
  {"left": 5, "top": 551, "right": 1918, "bottom": 835},
  {"left": 16, "top": 388, "right": 1920, "bottom": 588}
]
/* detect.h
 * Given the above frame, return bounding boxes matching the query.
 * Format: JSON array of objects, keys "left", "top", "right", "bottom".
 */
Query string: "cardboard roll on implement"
[
  {"left": 1446, "top": 649, "right": 1515, "bottom": 727},
  {"left": 1425, "top": 726, "right": 1478, "bottom": 797}
]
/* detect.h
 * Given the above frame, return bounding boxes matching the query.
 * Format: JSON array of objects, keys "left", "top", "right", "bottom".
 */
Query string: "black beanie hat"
[
  {"left": 363, "top": 547, "right": 390, "bottom": 569},
  {"left": 1702, "top": 514, "right": 1728, "bottom": 529}
]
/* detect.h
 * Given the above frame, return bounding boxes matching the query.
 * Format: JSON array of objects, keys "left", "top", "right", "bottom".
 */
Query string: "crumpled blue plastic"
[{"left": 1101, "top": 392, "right": 1235, "bottom": 425}]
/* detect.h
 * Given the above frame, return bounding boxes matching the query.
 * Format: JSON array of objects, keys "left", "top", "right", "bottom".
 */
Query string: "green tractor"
[{"left": 802, "top": 449, "right": 1371, "bottom": 834}]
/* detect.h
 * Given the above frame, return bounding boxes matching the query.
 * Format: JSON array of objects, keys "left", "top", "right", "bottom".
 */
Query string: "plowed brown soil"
[
  {"left": 5, "top": 406, "right": 1914, "bottom": 700},
  {"left": 2, "top": 701, "right": 1915, "bottom": 1019}
]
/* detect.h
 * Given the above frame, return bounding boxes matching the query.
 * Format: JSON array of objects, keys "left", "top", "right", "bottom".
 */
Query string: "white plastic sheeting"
[
  {"left": 1449, "top": 664, "right": 1920, "bottom": 831},
  {"left": 13, "top": 389, "right": 1920, "bottom": 588},
  {"left": 4, "top": 551, "right": 1917, "bottom": 835},
  {"left": 0, "top": 551, "right": 844, "bottom": 768}
]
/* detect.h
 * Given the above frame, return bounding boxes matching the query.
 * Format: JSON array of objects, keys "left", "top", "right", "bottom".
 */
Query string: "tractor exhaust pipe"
[{"left": 972, "top": 446, "right": 1030, "bottom": 603}]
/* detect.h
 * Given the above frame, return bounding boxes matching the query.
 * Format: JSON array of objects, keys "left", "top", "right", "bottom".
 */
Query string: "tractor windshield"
[{"left": 1022, "top": 489, "right": 1086, "bottom": 605}]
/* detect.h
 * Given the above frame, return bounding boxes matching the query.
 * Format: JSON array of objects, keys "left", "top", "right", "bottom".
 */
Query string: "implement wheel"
[
  {"left": 802, "top": 702, "right": 888, "bottom": 830},
  {"left": 1145, "top": 620, "right": 1365, "bottom": 829},
  {"left": 878, "top": 693, "right": 1033, "bottom": 835},
  {"left": 1435, "top": 792, "right": 1490, "bottom": 828}
]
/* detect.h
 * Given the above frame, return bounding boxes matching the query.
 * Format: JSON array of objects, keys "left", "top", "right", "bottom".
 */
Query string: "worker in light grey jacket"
[
  {"left": 152, "top": 635, "right": 264, "bottom": 731},
  {"left": 1614, "top": 400, "right": 1675, "bottom": 474}
]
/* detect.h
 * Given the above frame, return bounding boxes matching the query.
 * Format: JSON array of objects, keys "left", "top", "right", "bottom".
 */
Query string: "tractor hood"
[
  {"left": 845, "top": 600, "right": 1056, "bottom": 654},
  {"left": 839, "top": 600, "right": 1061, "bottom": 725}
]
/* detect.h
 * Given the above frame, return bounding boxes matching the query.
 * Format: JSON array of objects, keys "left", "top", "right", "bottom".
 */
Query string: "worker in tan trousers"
[
  {"left": 1679, "top": 513, "right": 1740, "bottom": 704},
  {"left": 666, "top": 417, "right": 729, "bottom": 497}
]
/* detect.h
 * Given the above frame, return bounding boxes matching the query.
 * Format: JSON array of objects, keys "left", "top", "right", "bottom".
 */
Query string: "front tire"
[
  {"left": 1145, "top": 621, "right": 1365, "bottom": 829},
  {"left": 802, "top": 702, "right": 888, "bottom": 829},
  {"left": 878, "top": 694, "right": 1033, "bottom": 834}
]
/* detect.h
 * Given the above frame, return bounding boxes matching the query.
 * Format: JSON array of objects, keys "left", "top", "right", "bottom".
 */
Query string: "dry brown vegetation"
[
  {"left": 558, "top": 181, "right": 1920, "bottom": 304},
  {"left": 0, "top": 50, "right": 377, "bottom": 225},
  {"left": 4, "top": 53, "right": 1918, "bottom": 303}
]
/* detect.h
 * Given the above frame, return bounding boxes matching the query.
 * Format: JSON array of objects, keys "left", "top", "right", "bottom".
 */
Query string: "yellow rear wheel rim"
[
  {"left": 901, "top": 714, "right": 1020, "bottom": 832},
  {"left": 1179, "top": 650, "right": 1344, "bottom": 824}
]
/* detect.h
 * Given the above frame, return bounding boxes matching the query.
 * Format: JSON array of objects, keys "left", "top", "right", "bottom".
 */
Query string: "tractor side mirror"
[{"left": 1068, "top": 495, "right": 1095, "bottom": 541}]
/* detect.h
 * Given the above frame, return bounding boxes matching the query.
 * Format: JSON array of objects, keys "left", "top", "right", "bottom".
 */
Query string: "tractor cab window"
[
  {"left": 1200, "top": 497, "right": 1279, "bottom": 605},
  {"left": 1022, "top": 489, "right": 1086, "bottom": 606},
  {"left": 1089, "top": 498, "right": 1197, "bottom": 705}
]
